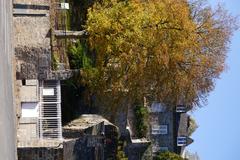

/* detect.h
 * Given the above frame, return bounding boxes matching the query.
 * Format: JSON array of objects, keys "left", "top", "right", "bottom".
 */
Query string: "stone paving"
[{"left": 0, "top": 0, "right": 17, "bottom": 159}]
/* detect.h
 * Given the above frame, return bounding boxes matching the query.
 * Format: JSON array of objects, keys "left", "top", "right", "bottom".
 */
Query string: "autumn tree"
[{"left": 81, "top": 0, "right": 238, "bottom": 111}]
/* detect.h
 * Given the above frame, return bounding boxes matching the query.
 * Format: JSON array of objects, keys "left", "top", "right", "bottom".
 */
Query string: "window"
[
  {"left": 151, "top": 117, "right": 158, "bottom": 125},
  {"left": 22, "top": 79, "right": 26, "bottom": 86},
  {"left": 152, "top": 145, "right": 168, "bottom": 153},
  {"left": 159, "top": 125, "right": 168, "bottom": 134},
  {"left": 150, "top": 102, "right": 166, "bottom": 112},
  {"left": 177, "top": 136, "right": 187, "bottom": 146},
  {"left": 21, "top": 102, "right": 39, "bottom": 117},
  {"left": 152, "top": 125, "right": 168, "bottom": 135},
  {"left": 159, "top": 147, "right": 168, "bottom": 152},
  {"left": 176, "top": 105, "right": 186, "bottom": 113},
  {"left": 152, "top": 125, "right": 160, "bottom": 134},
  {"left": 152, "top": 144, "right": 160, "bottom": 153}
]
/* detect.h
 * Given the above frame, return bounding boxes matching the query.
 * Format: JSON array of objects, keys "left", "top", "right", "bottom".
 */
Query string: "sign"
[
  {"left": 43, "top": 88, "right": 54, "bottom": 96},
  {"left": 60, "top": 3, "right": 69, "bottom": 10}
]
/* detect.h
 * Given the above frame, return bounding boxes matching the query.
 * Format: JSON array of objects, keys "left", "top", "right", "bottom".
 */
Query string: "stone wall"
[
  {"left": 13, "top": 0, "right": 51, "bottom": 80},
  {"left": 62, "top": 115, "right": 119, "bottom": 160},
  {"left": 18, "top": 147, "right": 63, "bottom": 160},
  {"left": 150, "top": 112, "right": 175, "bottom": 152},
  {"left": 14, "top": 17, "right": 50, "bottom": 48},
  {"left": 19, "top": 79, "right": 38, "bottom": 101},
  {"left": 15, "top": 46, "right": 51, "bottom": 79},
  {"left": 13, "top": 0, "right": 49, "bottom": 5},
  {"left": 17, "top": 139, "right": 64, "bottom": 160},
  {"left": 13, "top": 0, "right": 50, "bottom": 47},
  {"left": 63, "top": 136, "right": 104, "bottom": 160},
  {"left": 126, "top": 143, "right": 151, "bottom": 160},
  {"left": 18, "top": 118, "right": 38, "bottom": 141},
  {"left": 48, "top": 69, "right": 80, "bottom": 80},
  {"left": 17, "top": 136, "right": 117, "bottom": 160}
]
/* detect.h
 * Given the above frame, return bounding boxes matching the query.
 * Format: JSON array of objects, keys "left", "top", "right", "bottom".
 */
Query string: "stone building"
[
  {"left": 17, "top": 114, "right": 118, "bottom": 160},
  {"left": 14, "top": 0, "right": 63, "bottom": 139},
  {"left": 12, "top": 0, "right": 120, "bottom": 159},
  {"left": 13, "top": 0, "right": 73, "bottom": 159},
  {"left": 63, "top": 114, "right": 119, "bottom": 160},
  {"left": 149, "top": 103, "right": 193, "bottom": 156}
]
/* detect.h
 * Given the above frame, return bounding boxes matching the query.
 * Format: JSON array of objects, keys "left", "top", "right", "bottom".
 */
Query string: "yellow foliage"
[{"left": 84, "top": 0, "right": 238, "bottom": 108}]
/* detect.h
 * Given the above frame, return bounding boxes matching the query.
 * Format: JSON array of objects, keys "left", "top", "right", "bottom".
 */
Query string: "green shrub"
[
  {"left": 116, "top": 140, "right": 128, "bottom": 160},
  {"left": 51, "top": 53, "right": 59, "bottom": 70},
  {"left": 155, "top": 151, "right": 188, "bottom": 160},
  {"left": 67, "top": 41, "right": 92, "bottom": 69},
  {"left": 134, "top": 105, "right": 148, "bottom": 138}
]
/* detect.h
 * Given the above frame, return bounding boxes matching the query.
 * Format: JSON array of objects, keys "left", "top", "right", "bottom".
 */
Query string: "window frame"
[
  {"left": 177, "top": 136, "right": 187, "bottom": 146},
  {"left": 151, "top": 124, "right": 168, "bottom": 135}
]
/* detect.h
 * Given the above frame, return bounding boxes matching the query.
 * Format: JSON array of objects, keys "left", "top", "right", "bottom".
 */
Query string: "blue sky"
[{"left": 188, "top": 0, "right": 240, "bottom": 160}]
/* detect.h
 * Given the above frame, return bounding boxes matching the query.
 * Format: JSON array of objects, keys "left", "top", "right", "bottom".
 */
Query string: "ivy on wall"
[{"left": 134, "top": 105, "right": 149, "bottom": 138}]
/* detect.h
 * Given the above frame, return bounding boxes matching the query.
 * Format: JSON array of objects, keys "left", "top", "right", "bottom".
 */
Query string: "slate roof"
[
  {"left": 177, "top": 113, "right": 190, "bottom": 137},
  {"left": 63, "top": 114, "right": 117, "bottom": 131},
  {"left": 176, "top": 113, "right": 194, "bottom": 154}
]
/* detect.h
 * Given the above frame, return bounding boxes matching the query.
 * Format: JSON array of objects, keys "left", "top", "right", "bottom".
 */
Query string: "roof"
[
  {"left": 179, "top": 137, "right": 194, "bottom": 155},
  {"left": 177, "top": 113, "right": 194, "bottom": 154},
  {"left": 63, "top": 114, "right": 117, "bottom": 131},
  {"left": 187, "top": 137, "right": 194, "bottom": 145},
  {"left": 177, "top": 113, "right": 190, "bottom": 136},
  {"left": 18, "top": 139, "right": 63, "bottom": 148}
]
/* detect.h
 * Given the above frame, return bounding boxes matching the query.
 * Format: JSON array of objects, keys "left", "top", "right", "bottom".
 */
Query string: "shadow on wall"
[
  {"left": 61, "top": 81, "right": 98, "bottom": 124},
  {"left": 67, "top": 0, "right": 96, "bottom": 31}
]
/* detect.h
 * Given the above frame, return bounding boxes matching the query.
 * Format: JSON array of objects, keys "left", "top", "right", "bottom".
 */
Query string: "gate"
[{"left": 39, "top": 80, "right": 62, "bottom": 139}]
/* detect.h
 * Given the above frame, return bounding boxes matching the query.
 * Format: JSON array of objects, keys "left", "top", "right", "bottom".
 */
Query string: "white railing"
[{"left": 39, "top": 80, "right": 62, "bottom": 139}]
